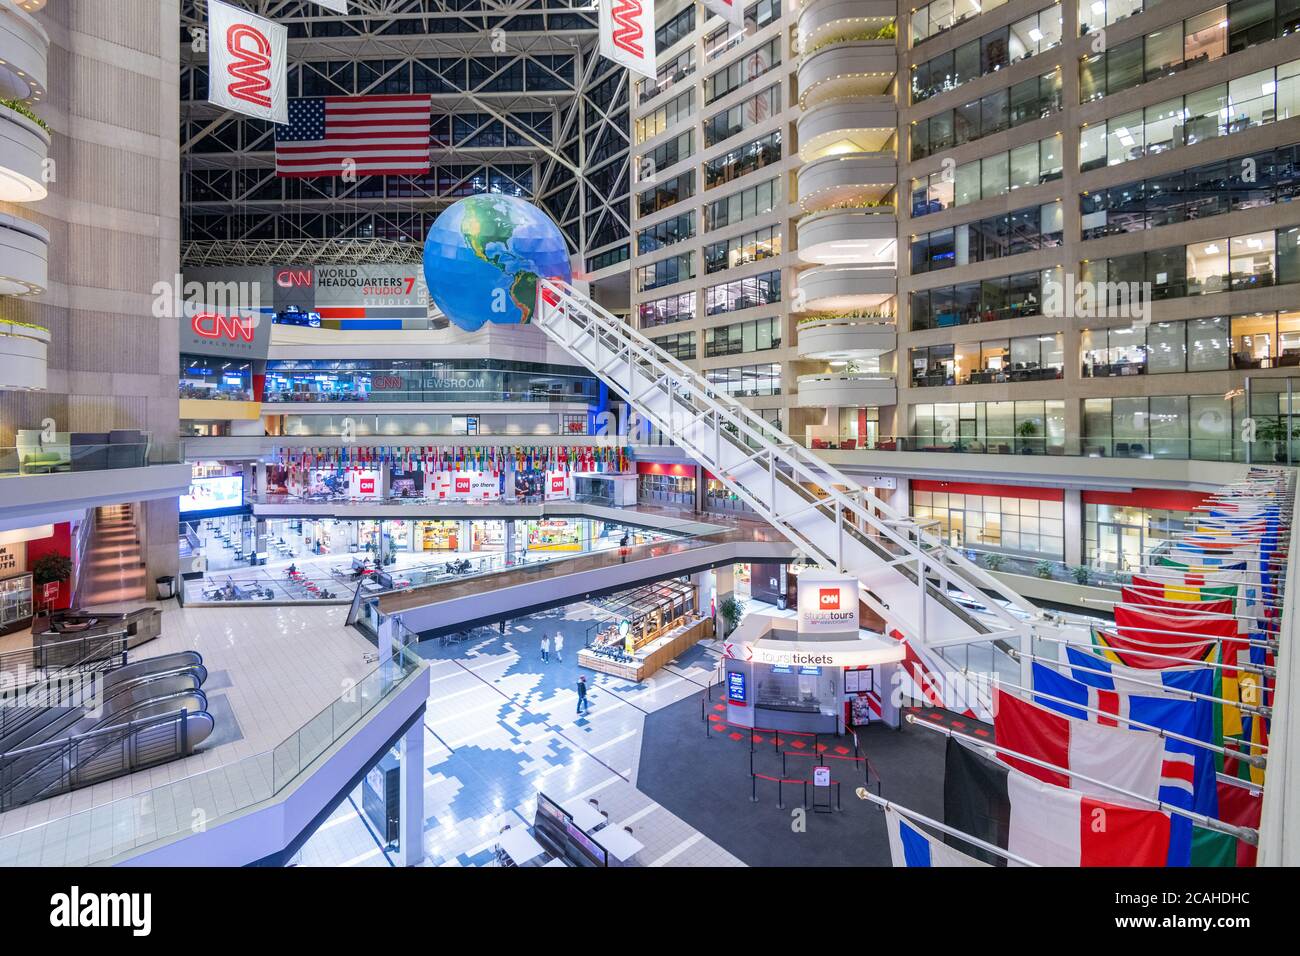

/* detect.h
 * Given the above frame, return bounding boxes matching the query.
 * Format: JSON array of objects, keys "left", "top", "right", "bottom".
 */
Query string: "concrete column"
[
  {"left": 694, "top": 465, "right": 706, "bottom": 513},
  {"left": 459, "top": 520, "right": 472, "bottom": 552},
  {"left": 377, "top": 520, "right": 390, "bottom": 565},
  {"left": 581, "top": 518, "right": 593, "bottom": 552},
  {"left": 255, "top": 461, "right": 268, "bottom": 499},
  {"left": 691, "top": 569, "right": 713, "bottom": 615},
  {"left": 379, "top": 461, "right": 391, "bottom": 498},
  {"left": 141, "top": 498, "right": 179, "bottom": 598},
  {"left": 407, "top": 520, "right": 418, "bottom": 552},
  {"left": 397, "top": 719, "right": 425, "bottom": 867},
  {"left": 1064, "top": 488, "right": 1083, "bottom": 567},
  {"left": 715, "top": 564, "right": 735, "bottom": 636},
  {"left": 504, "top": 519, "right": 517, "bottom": 564}
]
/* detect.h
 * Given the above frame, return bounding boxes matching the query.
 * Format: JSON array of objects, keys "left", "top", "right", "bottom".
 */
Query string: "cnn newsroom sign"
[{"left": 796, "top": 575, "right": 860, "bottom": 637}]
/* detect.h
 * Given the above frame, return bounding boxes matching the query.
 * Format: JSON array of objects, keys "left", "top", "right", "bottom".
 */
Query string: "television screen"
[{"left": 180, "top": 475, "right": 244, "bottom": 513}]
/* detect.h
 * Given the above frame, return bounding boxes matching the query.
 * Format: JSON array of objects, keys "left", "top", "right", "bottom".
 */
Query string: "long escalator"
[{"left": 536, "top": 279, "right": 1039, "bottom": 713}]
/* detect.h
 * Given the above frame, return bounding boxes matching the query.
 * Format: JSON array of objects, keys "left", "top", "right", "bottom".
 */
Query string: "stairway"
[
  {"left": 78, "top": 504, "right": 147, "bottom": 606},
  {"left": 535, "top": 279, "right": 1048, "bottom": 714}
]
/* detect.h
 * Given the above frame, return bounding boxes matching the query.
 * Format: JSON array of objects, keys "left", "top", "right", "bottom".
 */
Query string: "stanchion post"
[
  {"left": 836, "top": 782, "right": 842, "bottom": 812},
  {"left": 777, "top": 779, "right": 784, "bottom": 810},
  {"left": 750, "top": 773, "right": 757, "bottom": 803}
]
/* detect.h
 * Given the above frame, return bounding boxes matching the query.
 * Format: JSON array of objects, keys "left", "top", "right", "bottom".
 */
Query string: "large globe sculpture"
[{"left": 423, "top": 194, "right": 572, "bottom": 332}]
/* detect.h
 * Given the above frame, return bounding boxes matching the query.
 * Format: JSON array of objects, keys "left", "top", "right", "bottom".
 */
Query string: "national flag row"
[
  {"left": 886, "top": 468, "right": 1289, "bottom": 867},
  {"left": 271, "top": 445, "right": 631, "bottom": 475}
]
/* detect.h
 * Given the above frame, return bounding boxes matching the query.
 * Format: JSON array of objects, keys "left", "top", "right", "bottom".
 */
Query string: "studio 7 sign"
[{"left": 207, "top": 0, "right": 288, "bottom": 124}]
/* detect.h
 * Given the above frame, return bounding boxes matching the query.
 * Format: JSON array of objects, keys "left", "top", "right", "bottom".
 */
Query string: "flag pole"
[
  {"left": 1033, "top": 633, "right": 1276, "bottom": 681},
  {"left": 906, "top": 716, "right": 1259, "bottom": 844},
  {"left": 1007, "top": 648, "right": 1272, "bottom": 716},
  {"left": 970, "top": 674, "right": 1268, "bottom": 768},
  {"left": 854, "top": 788, "right": 1042, "bottom": 867},
  {"left": 1085, "top": 620, "right": 1278, "bottom": 652}
]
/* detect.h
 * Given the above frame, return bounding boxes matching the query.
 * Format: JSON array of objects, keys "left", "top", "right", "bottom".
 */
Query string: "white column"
[
  {"left": 397, "top": 720, "right": 425, "bottom": 867},
  {"left": 459, "top": 520, "right": 472, "bottom": 552},
  {"left": 407, "top": 520, "right": 418, "bottom": 552},
  {"left": 504, "top": 519, "right": 517, "bottom": 564},
  {"left": 581, "top": 518, "right": 593, "bottom": 552},
  {"left": 714, "top": 564, "right": 735, "bottom": 635},
  {"left": 691, "top": 569, "right": 713, "bottom": 615},
  {"left": 1064, "top": 489, "right": 1083, "bottom": 567}
]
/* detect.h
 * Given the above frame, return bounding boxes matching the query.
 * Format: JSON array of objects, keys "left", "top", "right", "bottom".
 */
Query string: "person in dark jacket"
[{"left": 576, "top": 675, "right": 589, "bottom": 715}]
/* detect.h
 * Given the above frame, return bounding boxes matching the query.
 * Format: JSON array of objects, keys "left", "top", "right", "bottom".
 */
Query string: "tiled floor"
[
  {"left": 0, "top": 599, "right": 378, "bottom": 852},
  {"left": 296, "top": 602, "right": 744, "bottom": 867}
]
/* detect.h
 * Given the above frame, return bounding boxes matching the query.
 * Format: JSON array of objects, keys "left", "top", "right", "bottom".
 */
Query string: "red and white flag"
[
  {"left": 703, "top": 0, "right": 746, "bottom": 27},
  {"left": 207, "top": 0, "right": 288, "bottom": 124},
  {"left": 599, "top": 0, "right": 657, "bottom": 79},
  {"left": 993, "top": 688, "right": 1164, "bottom": 800}
]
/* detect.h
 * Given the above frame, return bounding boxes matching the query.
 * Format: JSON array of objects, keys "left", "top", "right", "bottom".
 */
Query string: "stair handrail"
[{"left": 537, "top": 278, "right": 1041, "bottom": 638}]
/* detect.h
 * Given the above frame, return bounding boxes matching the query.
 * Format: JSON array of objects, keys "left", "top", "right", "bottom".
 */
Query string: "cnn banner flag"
[
  {"left": 309, "top": 0, "right": 349, "bottom": 11},
  {"left": 599, "top": 0, "right": 657, "bottom": 79},
  {"left": 208, "top": 0, "right": 289, "bottom": 124},
  {"left": 704, "top": 0, "right": 746, "bottom": 26}
]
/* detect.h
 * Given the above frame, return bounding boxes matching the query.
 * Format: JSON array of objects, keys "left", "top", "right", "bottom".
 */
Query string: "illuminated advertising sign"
[
  {"left": 180, "top": 476, "right": 244, "bottom": 514},
  {"left": 796, "top": 575, "right": 860, "bottom": 636},
  {"left": 727, "top": 671, "right": 747, "bottom": 704},
  {"left": 545, "top": 471, "right": 571, "bottom": 500}
]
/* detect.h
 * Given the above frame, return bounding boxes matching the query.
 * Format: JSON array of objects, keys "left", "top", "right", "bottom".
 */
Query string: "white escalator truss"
[{"left": 536, "top": 279, "right": 1051, "bottom": 713}]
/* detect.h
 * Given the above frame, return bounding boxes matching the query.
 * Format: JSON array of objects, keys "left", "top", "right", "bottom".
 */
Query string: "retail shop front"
[{"left": 722, "top": 575, "right": 905, "bottom": 735}]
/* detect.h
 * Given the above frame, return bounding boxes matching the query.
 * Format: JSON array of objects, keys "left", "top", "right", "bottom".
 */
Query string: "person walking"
[
  {"left": 541, "top": 633, "right": 551, "bottom": 663},
  {"left": 553, "top": 631, "right": 564, "bottom": 662},
  {"left": 576, "top": 675, "right": 589, "bottom": 715}
]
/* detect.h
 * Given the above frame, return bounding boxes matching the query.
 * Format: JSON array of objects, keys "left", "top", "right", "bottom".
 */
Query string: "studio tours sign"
[{"left": 796, "top": 574, "right": 860, "bottom": 636}]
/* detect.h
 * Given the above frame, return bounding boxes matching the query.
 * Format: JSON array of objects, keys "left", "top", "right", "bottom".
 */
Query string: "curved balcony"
[
  {"left": 796, "top": 372, "right": 897, "bottom": 408},
  {"left": 0, "top": 212, "right": 48, "bottom": 295},
  {"left": 0, "top": 101, "right": 48, "bottom": 201},
  {"left": 798, "top": 97, "right": 896, "bottom": 162},
  {"left": 796, "top": 317, "right": 896, "bottom": 360},
  {"left": 797, "top": 206, "right": 896, "bottom": 265},
  {"left": 797, "top": 264, "right": 895, "bottom": 312},
  {"left": 0, "top": 319, "right": 48, "bottom": 390},
  {"left": 798, "top": 0, "right": 897, "bottom": 50},
  {"left": 0, "top": 0, "right": 49, "bottom": 102},
  {"left": 799, "top": 40, "right": 897, "bottom": 109},
  {"left": 797, "top": 152, "right": 895, "bottom": 211}
]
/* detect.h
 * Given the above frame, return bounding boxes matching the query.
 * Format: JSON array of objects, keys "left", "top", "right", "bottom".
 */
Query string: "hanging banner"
[
  {"left": 703, "top": 0, "right": 745, "bottom": 27},
  {"left": 309, "top": 0, "right": 349, "bottom": 11},
  {"left": 598, "top": 0, "right": 658, "bottom": 79},
  {"left": 207, "top": 0, "right": 289, "bottom": 124}
]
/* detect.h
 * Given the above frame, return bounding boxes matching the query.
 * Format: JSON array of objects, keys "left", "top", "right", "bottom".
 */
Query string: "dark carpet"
[{"left": 637, "top": 690, "right": 948, "bottom": 866}]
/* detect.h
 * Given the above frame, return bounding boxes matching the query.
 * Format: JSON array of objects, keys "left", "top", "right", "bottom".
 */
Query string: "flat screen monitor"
[
  {"left": 533, "top": 793, "right": 570, "bottom": 856},
  {"left": 180, "top": 475, "right": 244, "bottom": 513},
  {"left": 564, "top": 820, "right": 608, "bottom": 867}
]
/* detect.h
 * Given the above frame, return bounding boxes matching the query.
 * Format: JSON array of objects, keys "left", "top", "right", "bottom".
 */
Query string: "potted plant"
[
  {"left": 1015, "top": 420, "right": 1040, "bottom": 454},
  {"left": 718, "top": 595, "right": 743, "bottom": 637},
  {"left": 1071, "top": 565, "right": 1091, "bottom": 586},
  {"left": 1034, "top": 559, "right": 1054, "bottom": 579},
  {"left": 1255, "top": 417, "right": 1299, "bottom": 463},
  {"left": 32, "top": 553, "right": 73, "bottom": 607},
  {"left": 982, "top": 552, "right": 1006, "bottom": 572}
]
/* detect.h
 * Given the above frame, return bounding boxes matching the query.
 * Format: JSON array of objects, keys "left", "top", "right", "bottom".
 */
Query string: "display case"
[{"left": 0, "top": 573, "right": 35, "bottom": 633}]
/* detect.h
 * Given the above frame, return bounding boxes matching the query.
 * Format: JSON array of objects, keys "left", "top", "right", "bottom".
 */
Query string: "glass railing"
[
  {"left": 801, "top": 434, "right": 1254, "bottom": 461},
  {"left": 262, "top": 388, "right": 596, "bottom": 405},
  {"left": 0, "top": 642, "right": 424, "bottom": 867},
  {"left": 0, "top": 439, "right": 181, "bottom": 478}
]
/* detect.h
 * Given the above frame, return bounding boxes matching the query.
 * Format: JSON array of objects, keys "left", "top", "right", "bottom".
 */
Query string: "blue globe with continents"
[{"left": 423, "top": 194, "right": 572, "bottom": 332}]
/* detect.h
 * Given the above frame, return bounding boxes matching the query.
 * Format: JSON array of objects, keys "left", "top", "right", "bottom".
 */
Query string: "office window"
[
  {"left": 704, "top": 269, "right": 781, "bottom": 315},
  {"left": 705, "top": 316, "right": 782, "bottom": 357}
]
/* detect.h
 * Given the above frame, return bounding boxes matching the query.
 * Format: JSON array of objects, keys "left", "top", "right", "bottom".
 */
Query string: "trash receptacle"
[{"left": 155, "top": 575, "right": 175, "bottom": 599}]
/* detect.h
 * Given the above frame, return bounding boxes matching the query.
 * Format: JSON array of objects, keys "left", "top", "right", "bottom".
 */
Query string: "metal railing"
[
  {"left": 0, "top": 643, "right": 425, "bottom": 866},
  {"left": 534, "top": 277, "right": 1040, "bottom": 659}
]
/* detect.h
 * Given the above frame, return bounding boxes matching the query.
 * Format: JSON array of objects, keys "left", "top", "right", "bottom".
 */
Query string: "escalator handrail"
[
  {"left": 541, "top": 280, "right": 1037, "bottom": 632},
  {"left": 0, "top": 705, "right": 205, "bottom": 810}
]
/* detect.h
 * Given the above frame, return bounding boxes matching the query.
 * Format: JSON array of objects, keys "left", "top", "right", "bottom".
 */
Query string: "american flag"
[{"left": 274, "top": 94, "right": 432, "bottom": 178}]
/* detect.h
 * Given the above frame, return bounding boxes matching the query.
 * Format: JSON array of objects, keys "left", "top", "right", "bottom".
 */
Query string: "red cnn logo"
[
  {"left": 455, "top": 476, "right": 471, "bottom": 493},
  {"left": 225, "top": 24, "right": 273, "bottom": 109},
  {"left": 610, "top": 0, "right": 645, "bottom": 57},
  {"left": 275, "top": 268, "right": 313, "bottom": 288},
  {"left": 551, "top": 476, "right": 565, "bottom": 492},
  {"left": 192, "top": 312, "right": 256, "bottom": 343},
  {"left": 818, "top": 588, "right": 841, "bottom": 610},
  {"left": 359, "top": 478, "right": 375, "bottom": 494}
]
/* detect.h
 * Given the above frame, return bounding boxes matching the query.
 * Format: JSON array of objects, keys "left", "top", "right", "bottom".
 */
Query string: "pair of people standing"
[{"left": 540, "top": 632, "right": 564, "bottom": 662}]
